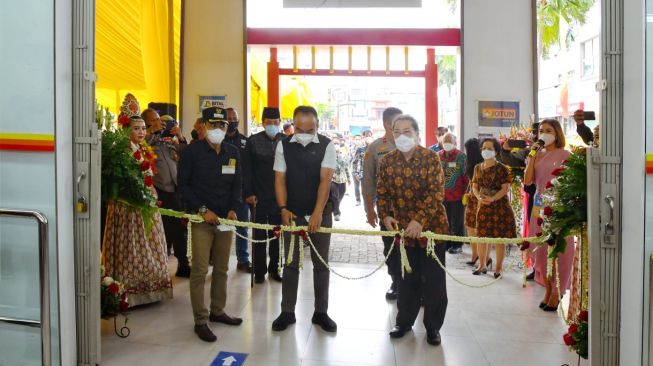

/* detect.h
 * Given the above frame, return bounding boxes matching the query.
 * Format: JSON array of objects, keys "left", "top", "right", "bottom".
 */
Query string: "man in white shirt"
[{"left": 271, "top": 106, "right": 338, "bottom": 333}]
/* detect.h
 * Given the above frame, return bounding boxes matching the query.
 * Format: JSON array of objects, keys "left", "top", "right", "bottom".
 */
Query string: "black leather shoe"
[
  {"left": 176, "top": 265, "right": 191, "bottom": 278},
  {"left": 194, "top": 324, "right": 217, "bottom": 342},
  {"left": 268, "top": 270, "right": 283, "bottom": 282},
  {"left": 254, "top": 275, "right": 265, "bottom": 284},
  {"left": 385, "top": 279, "right": 399, "bottom": 300},
  {"left": 311, "top": 312, "right": 337, "bottom": 332},
  {"left": 237, "top": 262, "right": 252, "bottom": 273},
  {"left": 448, "top": 247, "right": 463, "bottom": 254},
  {"left": 426, "top": 330, "right": 441, "bottom": 346},
  {"left": 272, "top": 312, "right": 296, "bottom": 331},
  {"left": 526, "top": 270, "right": 535, "bottom": 281},
  {"left": 209, "top": 312, "right": 243, "bottom": 326},
  {"left": 389, "top": 325, "right": 412, "bottom": 338}
]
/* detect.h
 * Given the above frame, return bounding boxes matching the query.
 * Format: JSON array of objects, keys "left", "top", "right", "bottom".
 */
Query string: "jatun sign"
[
  {"left": 199, "top": 95, "right": 227, "bottom": 112},
  {"left": 478, "top": 100, "right": 520, "bottom": 128}
]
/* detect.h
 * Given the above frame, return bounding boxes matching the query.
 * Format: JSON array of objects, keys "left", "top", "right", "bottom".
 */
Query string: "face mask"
[
  {"left": 442, "top": 143, "right": 455, "bottom": 152},
  {"left": 481, "top": 150, "right": 496, "bottom": 160},
  {"left": 539, "top": 132, "right": 556, "bottom": 146},
  {"left": 227, "top": 122, "right": 239, "bottom": 133},
  {"left": 264, "top": 124, "right": 279, "bottom": 138},
  {"left": 295, "top": 133, "right": 314, "bottom": 147},
  {"left": 207, "top": 128, "right": 226, "bottom": 145},
  {"left": 395, "top": 135, "right": 416, "bottom": 152}
]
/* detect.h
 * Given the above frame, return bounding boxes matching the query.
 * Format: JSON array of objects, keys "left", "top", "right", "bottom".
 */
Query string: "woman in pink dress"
[{"left": 524, "top": 119, "right": 573, "bottom": 311}]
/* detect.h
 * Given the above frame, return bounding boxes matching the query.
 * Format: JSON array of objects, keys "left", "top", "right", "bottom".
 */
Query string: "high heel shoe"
[
  {"left": 539, "top": 302, "right": 547, "bottom": 309},
  {"left": 542, "top": 303, "right": 559, "bottom": 312},
  {"left": 472, "top": 267, "right": 488, "bottom": 275},
  {"left": 466, "top": 256, "right": 479, "bottom": 266},
  {"left": 493, "top": 272, "right": 502, "bottom": 279},
  {"left": 486, "top": 258, "right": 493, "bottom": 269}
]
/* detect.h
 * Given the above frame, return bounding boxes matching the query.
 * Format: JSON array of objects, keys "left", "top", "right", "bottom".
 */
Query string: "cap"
[
  {"left": 262, "top": 107, "right": 280, "bottom": 120},
  {"left": 202, "top": 107, "right": 228, "bottom": 123}
]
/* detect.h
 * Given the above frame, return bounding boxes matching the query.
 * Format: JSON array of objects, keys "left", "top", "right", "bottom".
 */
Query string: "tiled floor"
[{"left": 101, "top": 255, "right": 587, "bottom": 366}]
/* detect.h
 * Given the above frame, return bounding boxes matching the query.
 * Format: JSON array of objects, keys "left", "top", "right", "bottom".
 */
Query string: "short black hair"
[
  {"left": 293, "top": 106, "right": 318, "bottom": 120},
  {"left": 383, "top": 107, "right": 403, "bottom": 124},
  {"left": 480, "top": 137, "right": 502, "bottom": 154},
  {"left": 464, "top": 138, "right": 483, "bottom": 178},
  {"left": 391, "top": 114, "right": 420, "bottom": 133}
]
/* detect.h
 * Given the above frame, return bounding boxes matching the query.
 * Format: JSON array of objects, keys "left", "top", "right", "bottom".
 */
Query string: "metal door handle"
[
  {"left": 604, "top": 195, "right": 614, "bottom": 234},
  {"left": 76, "top": 171, "right": 86, "bottom": 193}
]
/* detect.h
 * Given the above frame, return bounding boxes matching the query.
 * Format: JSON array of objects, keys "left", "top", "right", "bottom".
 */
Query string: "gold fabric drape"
[{"left": 96, "top": 0, "right": 181, "bottom": 115}]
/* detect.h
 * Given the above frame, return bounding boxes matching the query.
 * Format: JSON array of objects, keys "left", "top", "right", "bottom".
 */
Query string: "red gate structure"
[{"left": 247, "top": 28, "right": 461, "bottom": 146}]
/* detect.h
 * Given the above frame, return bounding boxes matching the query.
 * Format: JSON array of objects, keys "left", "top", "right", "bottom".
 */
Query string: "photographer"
[{"left": 572, "top": 109, "right": 595, "bottom": 145}]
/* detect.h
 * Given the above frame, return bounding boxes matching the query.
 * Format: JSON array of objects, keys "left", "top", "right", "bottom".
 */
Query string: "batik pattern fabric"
[
  {"left": 464, "top": 192, "right": 479, "bottom": 228},
  {"left": 102, "top": 197, "right": 173, "bottom": 307},
  {"left": 332, "top": 152, "right": 350, "bottom": 184},
  {"left": 472, "top": 163, "right": 517, "bottom": 238},
  {"left": 376, "top": 146, "right": 449, "bottom": 247}
]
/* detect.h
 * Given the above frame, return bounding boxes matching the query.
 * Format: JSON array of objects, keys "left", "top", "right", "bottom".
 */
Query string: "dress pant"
[
  {"left": 253, "top": 213, "right": 281, "bottom": 277},
  {"left": 281, "top": 213, "right": 332, "bottom": 313},
  {"left": 443, "top": 200, "right": 464, "bottom": 250},
  {"left": 189, "top": 222, "right": 233, "bottom": 325},
  {"left": 396, "top": 244, "right": 448, "bottom": 332},
  {"left": 353, "top": 176, "right": 362, "bottom": 202},
  {"left": 381, "top": 221, "right": 401, "bottom": 278},
  {"left": 235, "top": 203, "right": 250, "bottom": 264},
  {"left": 330, "top": 182, "right": 347, "bottom": 215},
  {"left": 155, "top": 188, "right": 188, "bottom": 267}
]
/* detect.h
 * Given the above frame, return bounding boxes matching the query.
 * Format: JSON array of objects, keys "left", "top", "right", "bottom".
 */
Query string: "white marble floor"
[{"left": 101, "top": 253, "right": 588, "bottom": 366}]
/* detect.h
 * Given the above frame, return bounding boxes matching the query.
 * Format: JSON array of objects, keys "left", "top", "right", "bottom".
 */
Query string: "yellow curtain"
[{"left": 96, "top": 0, "right": 181, "bottom": 115}]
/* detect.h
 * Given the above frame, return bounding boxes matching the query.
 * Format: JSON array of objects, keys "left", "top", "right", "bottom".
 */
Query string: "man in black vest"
[
  {"left": 244, "top": 107, "right": 285, "bottom": 284},
  {"left": 271, "top": 106, "right": 338, "bottom": 332}
]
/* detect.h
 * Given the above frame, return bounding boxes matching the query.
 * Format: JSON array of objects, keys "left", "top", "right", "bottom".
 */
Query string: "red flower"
[
  {"left": 578, "top": 310, "right": 588, "bottom": 322},
  {"left": 563, "top": 333, "right": 575, "bottom": 346},
  {"left": 156, "top": 200, "right": 163, "bottom": 207},
  {"left": 568, "top": 324, "right": 578, "bottom": 334},
  {"left": 537, "top": 217, "right": 544, "bottom": 226},
  {"left": 121, "top": 293, "right": 127, "bottom": 301},
  {"left": 536, "top": 232, "right": 542, "bottom": 237},
  {"left": 545, "top": 181, "right": 554, "bottom": 189},
  {"left": 520, "top": 242, "right": 530, "bottom": 251},
  {"left": 272, "top": 226, "right": 281, "bottom": 238},
  {"left": 133, "top": 150, "right": 142, "bottom": 160},
  {"left": 393, "top": 234, "right": 401, "bottom": 246},
  {"left": 140, "top": 161, "right": 150, "bottom": 171},
  {"left": 107, "top": 282, "right": 119, "bottom": 296},
  {"left": 543, "top": 206, "right": 553, "bottom": 216},
  {"left": 144, "top": 175, "right": 153, "bottom": 187},
  {"left": 118, "top": 114, "right": 131, "bottom": 128},
  {"left": 298, "top": 229, "right": 308, "bottom": 241},
  {"left": 120, "top": 300, "right": 129, "bottom": 312},
  {"left": 551, "top": 167, "right": 565, "bottom": 176}
]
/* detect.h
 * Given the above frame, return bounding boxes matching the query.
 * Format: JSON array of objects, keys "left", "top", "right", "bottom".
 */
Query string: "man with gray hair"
[{"left": 437, "top": 132, "right": 468, "bottom": 254}]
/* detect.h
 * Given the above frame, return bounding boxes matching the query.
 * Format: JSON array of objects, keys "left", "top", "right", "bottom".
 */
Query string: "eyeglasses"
[{"left": 206, "top": 121, "right": 227, "bottom": 130}]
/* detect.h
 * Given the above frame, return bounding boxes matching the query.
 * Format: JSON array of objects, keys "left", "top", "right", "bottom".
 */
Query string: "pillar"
[
  {"left": 425, "top": 48, "right": 438, "bottom": 147},
  {"left": 267, "top": 47, "right": 280, "bottom": 108}
]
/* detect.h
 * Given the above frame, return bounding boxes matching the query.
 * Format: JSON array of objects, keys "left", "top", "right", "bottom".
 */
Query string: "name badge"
[
  {"left": 447, "top": 162, "right": 457, "bottom": 168},
  {"left": 217, "top": 224, "right": 235, "bottom": 232},
  {"left": 222, "top": 165, "right": 235, "bottom": 174}
]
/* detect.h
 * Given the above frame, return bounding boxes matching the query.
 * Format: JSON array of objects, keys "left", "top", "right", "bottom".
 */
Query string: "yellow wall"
[{"left": 181, "top": 0, "right": 246, "bottom": 134}]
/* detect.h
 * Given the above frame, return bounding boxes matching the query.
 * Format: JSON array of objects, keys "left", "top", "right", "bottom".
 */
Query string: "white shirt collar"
[{"left": 289, "top": 133, "right": 320, "bottom": 144}]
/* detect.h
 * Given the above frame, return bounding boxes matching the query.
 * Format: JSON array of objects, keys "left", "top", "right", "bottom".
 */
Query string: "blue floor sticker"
[{"left": 211, "top": 351, "right": 248, "bottom": 366}]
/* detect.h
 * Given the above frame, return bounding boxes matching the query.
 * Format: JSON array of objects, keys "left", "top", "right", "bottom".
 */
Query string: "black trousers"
[
  {"left": 381, "top": 221, "right": 401, "bottom": 279},
  {"left": 396, "top": 244, "right": 448, "bottom": 332},
  {"left": 330, "top": 182, "right": 347, "bottom": 215},
  {"left": 156, "top": 188, "right": 188, "bottom": 267},
  {"left": 252, "top": 213, "right": 281, "bottom": 277},
  {"left": 444, "top": 200, "right": 464, "bottom": 250}
]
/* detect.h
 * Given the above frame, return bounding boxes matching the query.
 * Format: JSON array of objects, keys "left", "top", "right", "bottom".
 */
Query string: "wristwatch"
[{"left": 198, "top": 205, "right": 208, "bottom": 215}]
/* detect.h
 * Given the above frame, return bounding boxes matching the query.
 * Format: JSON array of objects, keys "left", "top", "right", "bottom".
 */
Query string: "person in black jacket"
[
  {"left": 573, "top": 109, "right": 595, "bottom": 145},
  {"left": 244, "top": 107, "right": 285, "bottom": 284}
]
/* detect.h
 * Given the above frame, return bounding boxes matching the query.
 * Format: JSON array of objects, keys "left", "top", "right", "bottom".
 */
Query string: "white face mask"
[
  {"left": 442, "top": 142, "right": 455, "bottom": 152},
  {"left": 207, "top": 128, "right": 226, "bottom": 145},
  {"left": 395, "top": 134, "right": 416, "bottom": 152},
  {"left": 481, "top": 150, "right": 496, "bottom": 160},
  {"left": 539, "top": 132, "right": 556, "bottom": 146},
  {"left": 294, "top": 133, "right": 315, "bottom": 147}
]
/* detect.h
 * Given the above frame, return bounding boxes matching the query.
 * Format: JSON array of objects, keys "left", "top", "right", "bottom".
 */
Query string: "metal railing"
[{"left": 0, "top": 208, "right": 50, "bottom": 366}]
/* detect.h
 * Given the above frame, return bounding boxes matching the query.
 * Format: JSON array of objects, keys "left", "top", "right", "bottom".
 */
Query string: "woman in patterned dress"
[
  {"left": 471, "top": 138, "right": 516, "bottom": 278},
  {"left": 524, "top": 119, "right": 573, "bottom": 311},
  {"left": 102, "top": 106, "right": 173, "bottom": 307},
  {"left": 463, "top": 138, "right": 484, "bottom": 266}
]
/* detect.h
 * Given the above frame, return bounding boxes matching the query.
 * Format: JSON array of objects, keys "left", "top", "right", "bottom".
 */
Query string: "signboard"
[
  {"left": 478, "top": 100, "right": 520, "bottom": 128},
  {"left": 210, "top": 351, "right": 248, "bottom": 366},
  {"left": 199, "top": 95, "right": 227, "bottom": 112},
  {"left": 284, "top": 0, "right": 421, "bottom": 7}
]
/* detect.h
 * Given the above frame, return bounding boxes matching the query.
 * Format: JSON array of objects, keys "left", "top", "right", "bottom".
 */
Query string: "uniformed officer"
[
  {"left": 362, "top": 107, "right": 403, "bottom": 299},
  {"left": 225, "top": 107, "right": 252, "bottom": 273},
  {"left": 178, "top": 106, "right": 243, "bottom": 342},
  {"left": 244, "top": 107, "right": 285, "bottom": 284}
]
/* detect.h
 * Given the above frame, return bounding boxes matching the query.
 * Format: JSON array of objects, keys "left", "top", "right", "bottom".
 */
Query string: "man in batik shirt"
[
  {"left": 330, "top": 141, "right": 350, "bottom": 221},
  {"left": 377, "top": 114, "right": 449, "bottom": 347},
  {"left": 437, "top": 132, "right": 468, "bottom": 254}
]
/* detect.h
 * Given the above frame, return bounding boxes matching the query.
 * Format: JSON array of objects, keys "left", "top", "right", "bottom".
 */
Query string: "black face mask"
[
  {"left": 191, "top": 129, "right": 199, "bottom": 140},
  {"left": 228, "top": 122, "right": 239, "bottom": 133}
]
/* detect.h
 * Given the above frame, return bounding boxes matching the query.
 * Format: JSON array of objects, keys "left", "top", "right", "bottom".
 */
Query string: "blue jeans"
[{"left": 235, "top": 203, "right": 250, "bottom": 263}]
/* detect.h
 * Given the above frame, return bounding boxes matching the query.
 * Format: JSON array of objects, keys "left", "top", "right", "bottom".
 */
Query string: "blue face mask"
[{"left": 264, "top": 124, "right": 280, "bottom": 138}]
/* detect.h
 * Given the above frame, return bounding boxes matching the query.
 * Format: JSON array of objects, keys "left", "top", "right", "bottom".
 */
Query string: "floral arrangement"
[
  {"left": 537, "top": 147, "right": 587, "bottom": 259},
  {"left": 563, "top": 310, "right": 588, "bottom": 359},
  {"left": 100, "top": 265, "right": 129, "bottom": 319}
]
